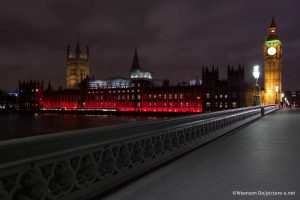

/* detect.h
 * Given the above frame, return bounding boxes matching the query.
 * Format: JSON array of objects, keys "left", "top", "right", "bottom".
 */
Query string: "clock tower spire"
[{"left": 263, "top": 16, "right": 282, "bottom": 105}]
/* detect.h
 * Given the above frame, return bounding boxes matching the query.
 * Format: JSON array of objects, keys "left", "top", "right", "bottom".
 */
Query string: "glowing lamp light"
[
  {"left": 282, "top": 93, "right": 284, "bottom": 98},
  {"left": 275, "top": 85, "right": 279, "bottom": 93},
  {"left": 266, "top": 89, "right": 272, "bottom": 93},
  {"left": 252, "top": 65, "right": 260, "bottom": 79}
]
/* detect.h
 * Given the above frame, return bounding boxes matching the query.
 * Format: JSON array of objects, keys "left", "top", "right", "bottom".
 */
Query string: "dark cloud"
[{"left": 0, "top": 0, "right": 299, "bottom": 90}]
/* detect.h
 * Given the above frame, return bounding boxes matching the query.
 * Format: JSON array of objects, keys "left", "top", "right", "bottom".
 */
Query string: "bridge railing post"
[{"left": 261, "top": 106, "right": 265, "bottom": 116}]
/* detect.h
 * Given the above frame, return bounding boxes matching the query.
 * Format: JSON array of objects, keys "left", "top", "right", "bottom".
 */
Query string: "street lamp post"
[
  {"left": 281, "top": 92, "right": 284, "bottom": 108},
  {"left": 275, "top": 85, "right": 279, "bottom": 104},
  {"left": 252, "top": 65, "right": 260, "bottom": 106}
]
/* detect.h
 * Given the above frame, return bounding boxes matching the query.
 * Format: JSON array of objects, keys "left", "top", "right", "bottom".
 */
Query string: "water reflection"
[{"left": 0, "top": 113, "right": 162, "bottom": 141}]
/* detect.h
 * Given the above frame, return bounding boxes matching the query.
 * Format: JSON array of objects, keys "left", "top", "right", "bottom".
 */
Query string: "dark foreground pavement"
[{"left": 102, "top": 108, "right": 300, "bottom": 200}]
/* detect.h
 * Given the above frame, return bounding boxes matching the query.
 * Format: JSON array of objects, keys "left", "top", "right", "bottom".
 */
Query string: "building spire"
[
  {"left": 86, "top": 45, "right": 89, "bottom": 59},
  {"left": 76, "top": 31, "right": 80, "bottom": 46},
  {"left": 270, "top": 15, "right": 276, "bottom": 28},
  {"left": 67, "top": 44, "right": 70, "bottom": 58},
  {"left": 75, "top": 32, "right": 81, "bottom": 57},
  {"left": 131, "top": 46, "right": 141, "bottom": 71}
]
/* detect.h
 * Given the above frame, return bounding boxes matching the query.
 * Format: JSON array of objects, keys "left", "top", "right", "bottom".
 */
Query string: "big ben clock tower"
[{"left": 264, "top": 16, "right": 282, "bottom": 105}]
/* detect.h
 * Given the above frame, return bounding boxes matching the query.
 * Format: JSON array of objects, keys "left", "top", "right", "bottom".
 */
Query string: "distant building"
[
  {"left": 19, "top": 46, "right": 249, "bottom": 113},
  {"left": 77, "top": 77, "right": 202, "bottom": 113},
  {"left": 0, "top": 90, "right": 18, "bottom": 111},
  {"left": 201, "top": 65, "right": 248, "bottom": 112},
  {"left": 43, "top": 86, "right": 80, "bottom": 110},
  {"left": 41, "top": 47, "right": 202, "bottom": 112},
  {"left": 66, "top": 36, "right": 89, "bottom": 89},
  {"left": 18, "top": 80, "right": 44, "bottom": 111},
  {"left": 284, "top": 91, "right": 300, "bottom": 107}
]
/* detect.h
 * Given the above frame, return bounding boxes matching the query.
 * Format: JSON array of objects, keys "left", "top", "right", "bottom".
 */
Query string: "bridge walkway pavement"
[{"left": 101, "top": 108, "right": 300, "bottom": 200}]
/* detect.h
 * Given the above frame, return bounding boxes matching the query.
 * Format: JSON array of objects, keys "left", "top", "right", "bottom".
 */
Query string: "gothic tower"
[
  {"left": 264, "top": 16, "right": 282, "bottom": 104},
  {"left": 66, "top": 35, "right": 90, "bottom": 89}
]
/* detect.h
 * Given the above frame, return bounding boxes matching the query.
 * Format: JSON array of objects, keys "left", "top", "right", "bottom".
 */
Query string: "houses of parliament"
[{"left": 1, "top": 16, "right": 284, "bottom": 113}]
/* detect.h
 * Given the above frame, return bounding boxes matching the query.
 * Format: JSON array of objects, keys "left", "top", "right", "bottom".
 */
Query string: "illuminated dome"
[{"left": 130, "top": 47, "right": 153, "bottom": 80}]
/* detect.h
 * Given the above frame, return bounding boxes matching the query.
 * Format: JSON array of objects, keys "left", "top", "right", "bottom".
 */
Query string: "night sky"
[{"left": 0, "top": 0, "right": 299, "bottom": 91}]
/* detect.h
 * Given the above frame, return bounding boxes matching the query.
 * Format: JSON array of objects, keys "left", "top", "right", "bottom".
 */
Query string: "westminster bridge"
[{"left": 0, "top": 105, "right": 299, "bottom": 200}]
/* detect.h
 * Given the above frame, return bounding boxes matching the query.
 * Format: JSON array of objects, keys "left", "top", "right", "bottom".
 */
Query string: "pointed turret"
[
  {"left": 266, "top": 16, "right": 279, "bottom": 41},
  {"left": 47, "top": 81, "right": 53, "bottom": 91},
  {"left": 75, "top": 32, "right": 81, "bottom": 57},
  {"left": 269, "top": 16, "right": 276, "bottom": 28},
  {"left": 67, "top": 44, "right": 70, "bottom": 58},
  {"left": 131, "top": 46, "right": 141, "bottom": 71},
  {"left": 86, "top": 46, "right": 89, "bottom": 59}
]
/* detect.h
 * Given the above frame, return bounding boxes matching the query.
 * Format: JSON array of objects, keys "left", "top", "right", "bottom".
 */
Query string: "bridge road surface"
[{"left": 100, "top": 108, "right": 299, "bottom": 200}]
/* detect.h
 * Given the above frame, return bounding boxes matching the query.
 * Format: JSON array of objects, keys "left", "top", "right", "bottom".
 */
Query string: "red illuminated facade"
[
  {"left": 83, "top": 80, "right": 202, "bottom": 112},
  {"left": 18, "top": 46, "right": 249, "bottom": 113},
  {"left": 41, "top": 79, "right": 202, "bottom": 113},
  {"left": 39, "top": 47, "right": 202, "bottom": 113}
]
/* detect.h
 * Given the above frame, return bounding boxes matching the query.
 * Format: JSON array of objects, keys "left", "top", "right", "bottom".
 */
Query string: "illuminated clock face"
[{"left": 267, "top": 47, "right": 276, "bottom": 55}]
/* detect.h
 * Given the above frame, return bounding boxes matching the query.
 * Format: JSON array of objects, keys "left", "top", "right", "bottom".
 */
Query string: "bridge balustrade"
[{"left": 0, "top": 105, "right": 278, "bottom": 200}]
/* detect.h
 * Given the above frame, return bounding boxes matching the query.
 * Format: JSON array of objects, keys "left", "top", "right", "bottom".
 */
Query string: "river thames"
[{"left": 0, "top": 113, "right": 163, "bottom": 141}]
